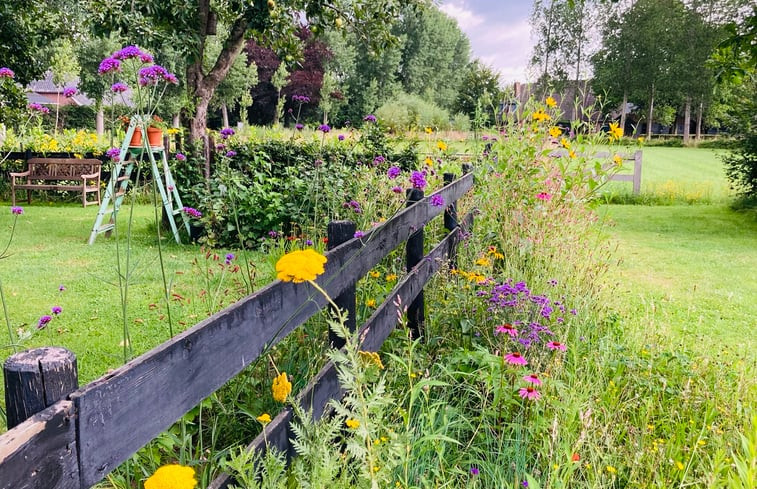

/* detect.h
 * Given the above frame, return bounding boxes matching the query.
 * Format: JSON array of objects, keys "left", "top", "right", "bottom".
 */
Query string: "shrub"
[{"left": 375, "top": 92, "right": 452, "bottom": 132}]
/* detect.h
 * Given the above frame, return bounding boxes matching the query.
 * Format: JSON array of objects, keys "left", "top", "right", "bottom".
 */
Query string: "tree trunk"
[
  {"left": 696, "top": 100, "right": 703, "bottom": 141},
  {"left": 96, "top": 107, "right": 105, "bottom": 135},
  {"left": 683, "top": 97, "right": 691, "bottom": 145},
  {"left": 620, "top": 90, "right": 627, "bottom": 136},
  {"left": 221, "top": 103, "right": 229, "bottom": 128},
  {"left": 646, "top": 84, "right": 655, "bottom": 139}
]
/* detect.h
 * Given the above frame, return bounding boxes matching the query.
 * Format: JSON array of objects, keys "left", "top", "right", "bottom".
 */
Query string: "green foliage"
[
  {"left": 375, "top": 92, "right": 452, "bottom": 132},
  {"left": 452, "top": 60, "right": 503, "bottom": 127},
  {"left": 723, "top": 132, "right": 757, "bottom": 197}
]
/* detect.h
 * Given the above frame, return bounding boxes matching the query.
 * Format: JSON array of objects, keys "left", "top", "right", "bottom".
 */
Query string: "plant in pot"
[{"left": 98, "top": 45, "right": 178, "bottom": 149}]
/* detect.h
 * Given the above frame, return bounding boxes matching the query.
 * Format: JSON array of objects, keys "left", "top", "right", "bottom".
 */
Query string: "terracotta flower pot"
[
  {"left": 147, "top": 127, "right": 163, "bottom": 147},
  {"left": 129, "top": 129, "right": 143, "bottom": 147}
]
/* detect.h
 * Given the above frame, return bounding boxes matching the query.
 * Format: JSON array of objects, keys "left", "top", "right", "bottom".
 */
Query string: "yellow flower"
[
  {"left": 606, "top": 465, "right": 617, "bottom": 474},
  {"left": 546, "top": 96, "right": 557, "bottom": 108},
  {"left": 144, "top": 464, "right": 197, "bottom": 489},
  {"left": 532, "top": 110, "right": 551, "bottom": 122},
  {"left": 275, "top": 249, "right": 327, "bottom": 283},
  {"left": 608, "top": 122, "right": 623, "bottom": 140},
  {"left": 675, "top": 461, "right": 684, "bottom": 470},
  {"left": 569, "top": 150, "right": 577, "bottom": 159},
  {"left": 560, "top": 137, "right": 571, "bottom": 149},
  {"left": 549, "top": 126, "right": 562, "bottom": 138},
  {"left": 436, "top": 140, "right": 447, "bottom": 152},
  {"left": 613, "top": 154, "right": 623, "bottom": 166},
  {"left": 697, "top": 439, "right": 706, "bottom": 446},
  {"left": 385, "top": 273, "right": 398, "bottom": 282},
  {"left": 475, "top": 257, "right": 490, "bottom": 266},
  {"left": 272, "top": 372, "right": 292, "bottom": 403},
  {"left": 424, "top": 156, "right": 434, "bottom": 167},
  {"left": 370, "top": 270, "right": 381, "bottom": 278},
  {"left": 167, "top": 127, "right": 180, "bottom": 135},
  {"left": 365, "top": 299, "right": 377, "bottom": 308},
  {"left": 359, "top": 350, "right": 385, "bottom": 369},
  {"left": 637, "top": 136, "right": 644, "bottom": 144},
  {"left": 257, "top": 413, "right": 272, "bottom": 424},
  {"left": 425, "top": 127, "right": 433, "bottom": 134},
  {"left": 346, "top": 418, "right": 360, "bottom": 429}
]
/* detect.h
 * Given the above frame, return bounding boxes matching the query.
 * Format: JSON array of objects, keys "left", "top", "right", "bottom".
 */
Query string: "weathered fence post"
[
  {"left": 462, "top": 163, "right": 473, "bottom": 175},
  {"left": 327, "top": 220, "right": 357, "bottom": 348},
  {"left": 443, "top": 173, "right": 459, "bottom": 269},
  {"left": 3, "top": 347, "right": 78, "bottom": 429},
  {"left": 633, "top": 150, "right": 642, "bottom": 194},
  {"left": 406, "top": 188, "right": 425, "bottom": 340}
]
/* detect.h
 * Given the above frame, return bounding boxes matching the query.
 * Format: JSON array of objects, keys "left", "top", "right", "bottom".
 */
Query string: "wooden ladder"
[{"left": 88, "top": 117, "right": 191, "bottom": 245}]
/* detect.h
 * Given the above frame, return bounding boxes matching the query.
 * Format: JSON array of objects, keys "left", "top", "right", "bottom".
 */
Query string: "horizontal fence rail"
[
  {"left": 0, "top": 171, "right": 474, "bottom": 489},
  {"left": 548, "top": 149, "right": 642, "bottom": 194}
]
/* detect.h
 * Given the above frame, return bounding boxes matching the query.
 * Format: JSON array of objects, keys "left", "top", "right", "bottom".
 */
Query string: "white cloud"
[{"left": 439, "top": 1, "right": 485, "bottom": 30}]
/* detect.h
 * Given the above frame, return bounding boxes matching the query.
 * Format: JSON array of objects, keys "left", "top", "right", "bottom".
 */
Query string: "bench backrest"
[{"left": 27, "top": 158, "right": 102, "bottom": 180}]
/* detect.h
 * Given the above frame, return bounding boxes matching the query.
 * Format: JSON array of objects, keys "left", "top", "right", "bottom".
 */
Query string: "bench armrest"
[
  {"left": 81, "top": 171, "right": 100, "bottom": 180},
  {"left": 9, "top": 171, "right": 30, "bottom": 178}
]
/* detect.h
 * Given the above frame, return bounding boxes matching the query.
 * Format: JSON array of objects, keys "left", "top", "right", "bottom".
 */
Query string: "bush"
[
  {"left": 723, "top": 133, "right": 757, "bottom": 198},
  {"left": 375, "top": 92, "right": 452, "bottom": 132}
]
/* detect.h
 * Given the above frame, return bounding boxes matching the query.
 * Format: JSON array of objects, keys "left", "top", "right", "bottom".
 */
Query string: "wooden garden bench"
[{"left": 10, "top": 158, "right": 102, "bottom": 207}]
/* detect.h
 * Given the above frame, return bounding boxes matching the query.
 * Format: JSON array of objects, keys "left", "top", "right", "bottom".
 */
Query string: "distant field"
[{"left": 601, "top": 146, "right": 733, "bottom": 203}]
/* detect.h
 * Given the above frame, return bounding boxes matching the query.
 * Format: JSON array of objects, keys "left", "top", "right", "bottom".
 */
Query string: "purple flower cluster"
[
  {"left": 354, "top": 230, "right": 365, "bottom": 239},
  {"left": 182, "top": 207, "right": 202, "bottom": 218},
  {"left": 0, "top": 67, "right": 14, "bottom": 78},
  {"left": 225, "top": 150, "right": 237, "bottom": 158},
  {"left": 106, "top": 147, "right": 120, "bottom": 160},
  {"left": 295, "top": 123, "right": 304, "bottom": 131},
  {"left": 318, "top": 124, "right": 331, "bottom": 133},
  {"left": 409, "top": 170, "right": 427, "bottom": 190},
  {"left": 37, "top": 315, "right": 52, "bottom": 330},
  {"left": 430, "top": 194, "right": 445, "bottom": 207},
  {"left": 11, "top": 206, "right": 23, "bottom": 215},
  {"left": 363, "top": 114, "right": 377, "bottom": 123},
  {"left": 338, "top": 134, "right": 345, "bottom": 141},
  {"left": 113, "top": 45, "right": 148, "bottom": 61},
  {"left": 225, "top": 253, "right": 235, "bottom": 265},
  {"left": 111, "top": 82, "right": 128, "bottom": 93},
  {"left": 138, "top": 65, "right": 176, "bottom": 86},
  {"left": 481, "top": 278, "right": 574, "bottom": 349},
  {"left": 387, "top": 166, "right": 401, "bottom": 179},
  {"left": 291, "top": 94, "right": 310, "bottom": 103},
  {"left": 63, "top": 87, "right": 77, "bottom": 98},
  {"left": 220, "top": 127, "right": 235, "bottom": 139},
  {"left": 268, "top": 230, "right": 280, "bottom": 238},
  {"left": 373, "top": 155, "right": 386, "bottom": 166},
  {"left": 98, "top": 57, "right": 121, "bottom": 74},
  {"left": 28, "top": 103, "right": 49, "bottom": 114},
  {"left": 175, "top": 153, "right": 186, "bottom": 161},
  {"left": 343, "top": 200, "right": 362, "bottom": 214}
]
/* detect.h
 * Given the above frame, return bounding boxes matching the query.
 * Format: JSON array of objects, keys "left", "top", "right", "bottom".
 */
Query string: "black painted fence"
[{"left": 0, "top": 170, "right": 474, "bottom": 489}]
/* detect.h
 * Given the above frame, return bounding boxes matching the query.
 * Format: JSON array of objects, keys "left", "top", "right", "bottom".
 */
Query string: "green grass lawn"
[
  {"left": 601, "top": 204, "right": 757, "bottom": 360},
  {"left": 0, "top": 203, "right": 264, "bottom": 386},
  {"left": 601, "top": 146, "right": 733, "bottom": 202}
]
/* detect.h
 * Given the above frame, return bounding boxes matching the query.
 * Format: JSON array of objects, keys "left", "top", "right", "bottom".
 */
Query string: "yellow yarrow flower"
[
  {"left": 549, "top": 126, "right": 562, "bottom": 138},
  {"left": 613, "top": 154, "right": 623, "bottom": 166},
  {"left": 359, "top": 350, "right": 385, "bottom": 369},
  {"left": 256, "top": 413, "right": 272, "bottom": 424},
  {"left": 346, "top": 418, "right": 360, "bottom": 429},
  {"left": 275, "top": 249, "right": 327, "bottom": 283},
  {"left": 436, "top": 140, "right": 447, "bottom": 152},
  {"left": 272, "top": 372, "right": 292, "bottom": 403},
  {"left": 546, "top": 96, "right": 557, "bottom": 108},
  {"left": 144, "top": 464, "right": 197, "bottom": 489},
  {"left": 608, "top": 122, "right": 623, "bottom": 140}
]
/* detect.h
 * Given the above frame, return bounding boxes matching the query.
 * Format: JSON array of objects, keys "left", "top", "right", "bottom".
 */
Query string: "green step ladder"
[{"left": 88, "top": 116, "right": 191, "bottom": 245}]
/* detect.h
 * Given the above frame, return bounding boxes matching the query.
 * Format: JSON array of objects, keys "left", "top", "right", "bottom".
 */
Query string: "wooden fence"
[
  {"left": 548, "top": 149, "right": 643, "bottom": 194},
  {"left": 0, "top": 169, "right": 475, "bottom": 489}
]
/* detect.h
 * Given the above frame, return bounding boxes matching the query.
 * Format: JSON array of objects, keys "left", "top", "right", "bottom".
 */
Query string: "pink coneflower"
[
  {"left": 536, "top": 192, "right": 552, "bottom": 201},
  {"left": 519, "top": 386, "right": 541, "bottom": 400},
  {"left": 504, "top": 352, "right": 528, "bottom": 366},
  {"left": 495, "top": 323, "right": 518, "bottom": 337},
  {"left": 523, "top": 373, "right": 542, "bottom": 385},
  {"left": 547, "top": 341, "right": 567, "bottom": 351}
]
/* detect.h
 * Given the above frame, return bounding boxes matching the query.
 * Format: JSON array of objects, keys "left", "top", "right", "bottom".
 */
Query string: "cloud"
[{"left": 439, "top": 2, "right": 485, "bottom": 30}]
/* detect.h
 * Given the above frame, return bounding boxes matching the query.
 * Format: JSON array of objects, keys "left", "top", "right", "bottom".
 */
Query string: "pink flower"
[
  {"left": 547, "top": 341, "right": 566, "bottom": 351},
  {"left": 63, "top": 87, "right": 77, "bottom": 98},
  {"left": 518, "top": 386, "right": 541, "bottom": 400},
  {"left": 536, "top": 192, "right": 552, "bottom": 201},
  {"left": 495, "top": 323, "right": 518, "bottom": 337},
  {"left": 504, "top": 352, "right": 528, "bottom": 366},
  {"left": 523, "top": 373, "right": 542, "bottom": 385},
  {"left": 0, "top": 67, "right": 15, "bottom": 78}
]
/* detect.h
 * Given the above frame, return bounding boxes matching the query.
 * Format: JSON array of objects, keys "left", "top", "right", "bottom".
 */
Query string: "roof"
[{"left": 25, "top": 72, "right": 94, "bottom": 107}]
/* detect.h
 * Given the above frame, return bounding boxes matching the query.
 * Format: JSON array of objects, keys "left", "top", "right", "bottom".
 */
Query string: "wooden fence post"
[
  {"left": 327, "top": 220, "right": 357, "bottom": 348},
  {"left": 443, "top": 173, "right": 459, "bottom": 269},
  {"left": 406, "top": 188, "right": 425, "bottom": 340},
  {"left": 3, "top": 347, "right": 78, "bottom": 429},
  {"left": 633, "top": 150, "right": 642, "bottom": 194}
]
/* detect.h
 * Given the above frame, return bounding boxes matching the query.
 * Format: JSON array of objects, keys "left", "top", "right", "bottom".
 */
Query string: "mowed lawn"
[{"left": 600, "top": 145, "right": 756, "bottom": 361}]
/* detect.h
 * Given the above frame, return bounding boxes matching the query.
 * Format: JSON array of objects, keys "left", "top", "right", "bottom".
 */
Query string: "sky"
[{"left": 438, "top": 0, "right": 536, "bottom": 85}]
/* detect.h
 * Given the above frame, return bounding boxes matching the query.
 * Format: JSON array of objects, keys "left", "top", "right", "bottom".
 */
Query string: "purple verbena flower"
[
  {"left": 215, "top": 143, "right": 226, "bottom": 151},
  {"left": 225, "top": 253, "right": 235, "bottom": 265},
  {"left": 138, "top": 65, "right": 169, "bottom": 86},
  {"left": 268, "top": 230, "right": 279, "bottom": 238},
  {"left": 28, "top": 103, "right": 49, "bottom": 114},
  {"left": 295, "top": 123, "right": 304, "bottom": 131},
  {"left": 391, "top": 186, "right": 402, "bottom": 193},
  {"left": 58, "top": 285, "right": 65, "bottom": 292},
  {"left": 225, "top": 150, "right": 237, "bottom": 158},
  {"left": 63, "top": 87, "right": 77, "bottom": 98},
  {"left": 11, "top": 206, "right": 23, "bottom": 215},
  {"left": 373, "top": 155, "right": 385, "bottom": 166},
  {"left": 430, "top": 194, "right": 445, "bottom": 207},
  {"left": 98, "top": 57, "right": 121, "bottom": 74},
  {"left": 0, "top": 67, "right": 14, "bottom": 78},
  {"left": 318, "top": 124, "right": 331, "bottom": 133},
  {"left": 175, "top": 153, "right": 186, "bottom": 161},
  {"left": 182, "top": 207, "right": 202, "bottom": 218},
  {"left": 113, "top": 45, "right": 144, "bottom": 60},
  {"left": 354, "top": 230, "right": 365, "bottom": 239},
  {"left": 305, "top": 239, "right": 313, "bottom": 246},
  {"left": 387, "top": 166, "right": 401, "bottom": 179},
  {"left": 220, "top": 127, "right": 235, "bottom": 139},
  {"left": 363, "top": 114, "right": 377, "bottom": 123},
  {"left": 470, "top": 467, "right": 479, "bottom": 476},
  {"left": 37, "top": 315, "right": 52, "bottom": 330},
  {"left": 105, "top": 147, "right": 121, "bottom": 161},
  {"left": 51, "top": 306, "right": 62, "bottom": 315},
  {"left": 111, "top": 82, "right": 128, "bottom": 93},
  {"left": 338, "top": 134, "right": 345, "bottom": 141},
  {"left": 410, "top": 170, "right": 427, "bottom": 190}
]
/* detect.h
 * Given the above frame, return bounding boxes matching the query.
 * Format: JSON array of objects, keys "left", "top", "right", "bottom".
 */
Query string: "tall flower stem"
[
  {"left": 0, "top": 277, "right": 16, "bottom": 353},
  {"left": 151, "top": 177, "right": 175, "bottom": 338}
]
